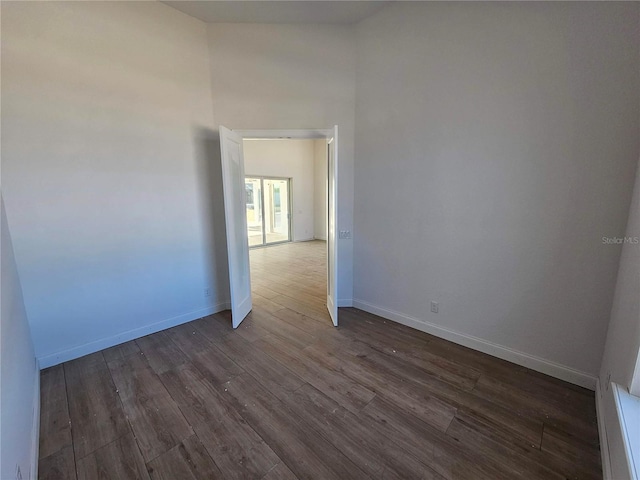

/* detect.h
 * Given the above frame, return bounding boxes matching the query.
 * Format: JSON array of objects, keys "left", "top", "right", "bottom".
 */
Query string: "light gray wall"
[
  {"left": 207, "top": 23, "right": 355, "bottom": 303},
  {"left": 314, "top": 139, "right": 328, "bottom": 241},
  {"left": 1, "top": 1, "right": 225, "bottom": 366},
  {"left": 244, "top": 139, "right": 316, "bottom": 242},
  {"left": 1, "top": 195, "right": 39, "bottom": 480},
  {"left": 354, "top": 2, "right": 640, "bottom": 381},
  {"left": 600, "top": 157, "right": 640, "bottom": 393}
]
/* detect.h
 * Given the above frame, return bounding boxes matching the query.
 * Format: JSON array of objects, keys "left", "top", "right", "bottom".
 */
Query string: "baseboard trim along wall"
[
  {"left": 337, "top": 299, "right": 353, "bottom": 308},
  {"left": 37, "top": 301, "right": 231, "bottom": 369},
  {"left": 352, "top": 298, "right": 597, "bottom": 390}
]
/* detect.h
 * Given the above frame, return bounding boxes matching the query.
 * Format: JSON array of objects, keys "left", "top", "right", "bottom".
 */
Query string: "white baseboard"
[
  {"left": 37, "top": 301, "right": 230, "bottom": 369},
  {"left": 337, "top": 298, "right": 353, "bottom": 308},
  {"left": 352, "top": 298, "right": 597, "bottom": 390},
  {"left": 30, "top": 358, "right": 41, "bottom": 480},
  {"left": 596, "top": 379, "right": 613, "bottom": 480}
]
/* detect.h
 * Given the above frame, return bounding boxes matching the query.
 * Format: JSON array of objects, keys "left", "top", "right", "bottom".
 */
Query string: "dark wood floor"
[{"left": 39, "top": 240, "right": 602, "bottom": 480}]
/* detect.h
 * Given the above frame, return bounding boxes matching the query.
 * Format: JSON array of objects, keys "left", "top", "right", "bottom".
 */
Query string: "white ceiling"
[{"left": 161, "top": 1, "right": 392, "bottom": 24}]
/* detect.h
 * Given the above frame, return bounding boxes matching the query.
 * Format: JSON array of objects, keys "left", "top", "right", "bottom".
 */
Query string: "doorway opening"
[
  {"left": 219, "top": 126, "right": 338, "bottom": 328},
  {"left": 243, "top": 138, "right": 328, "bottom": 327}
]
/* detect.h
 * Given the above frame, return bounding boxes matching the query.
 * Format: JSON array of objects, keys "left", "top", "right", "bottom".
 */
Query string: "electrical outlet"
[
  {"left": 430, "top": 301, "right": 439, "bottom": 313},
  {"left": 204, "top": 288, "right": 211, "bottom": 298},
  {"left": 339, "top": 230, "right": 351, "bottom": 239}
]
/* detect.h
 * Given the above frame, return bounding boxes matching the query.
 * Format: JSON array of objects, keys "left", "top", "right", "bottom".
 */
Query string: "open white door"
[
  {"left": 220, "top": 126, "right": 252, "bottom": 328},
  {"left": 327, "top": 126, "right": 338, "bottom": 326}
]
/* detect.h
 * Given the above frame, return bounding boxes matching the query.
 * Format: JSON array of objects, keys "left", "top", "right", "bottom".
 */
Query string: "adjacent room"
[
  {"left": 244, "top": 139, "right": 327, "bottom": 247},
  {"left": 1, "top": 1, "right": 639, "bottom": 479},
  {"left": 243, "top": 137, "right": 333, "bottom": 327}
]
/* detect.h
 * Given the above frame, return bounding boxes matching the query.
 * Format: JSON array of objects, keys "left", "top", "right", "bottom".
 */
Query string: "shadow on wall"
[{"left": 192, "top": 127, "right": 230, "bottom": 305}]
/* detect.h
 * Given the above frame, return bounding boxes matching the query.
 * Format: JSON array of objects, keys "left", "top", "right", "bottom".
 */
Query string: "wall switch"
[
  {"left": 339, "top": 230, "right": 351, "bottom": 239},
  {"left": 430, "top": 301, "right": 439, "bottom": 313},
  {"left": 204, "top": 288, "right": 211, "bottom": 297}
]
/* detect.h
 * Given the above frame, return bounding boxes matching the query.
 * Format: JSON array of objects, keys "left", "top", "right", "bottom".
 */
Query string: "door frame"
[
  {"left": 244, "top": 175, "right": 293, "bottom": 248},
  {"left": 235, "top": 128, "right": 339, "bottom": 325}
]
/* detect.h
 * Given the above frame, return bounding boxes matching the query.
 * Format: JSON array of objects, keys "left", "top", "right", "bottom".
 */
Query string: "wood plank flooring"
[{"left": 39, "top": 240, "right": 602, "bottom": 479}]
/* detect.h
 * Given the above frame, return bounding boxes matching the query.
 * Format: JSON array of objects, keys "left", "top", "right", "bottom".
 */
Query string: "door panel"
[{"left": 220, "top": 126, "right": 252, "bottom": 328}]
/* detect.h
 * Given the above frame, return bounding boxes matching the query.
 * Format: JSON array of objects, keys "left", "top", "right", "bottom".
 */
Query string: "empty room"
[
  {"left": 1, "top": 1, "right": 639, "bottom": 479},
  {"left": 243, "top": 137, "right": 334, "bottom": 335}
]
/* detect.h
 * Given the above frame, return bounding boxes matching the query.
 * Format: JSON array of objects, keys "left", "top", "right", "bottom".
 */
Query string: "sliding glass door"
[
  {"left": 245, "top": 177, "right": 263, "bottom": 247},
  {"left": 245, "top": 176, "right": 291, "bottom": 247}
]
